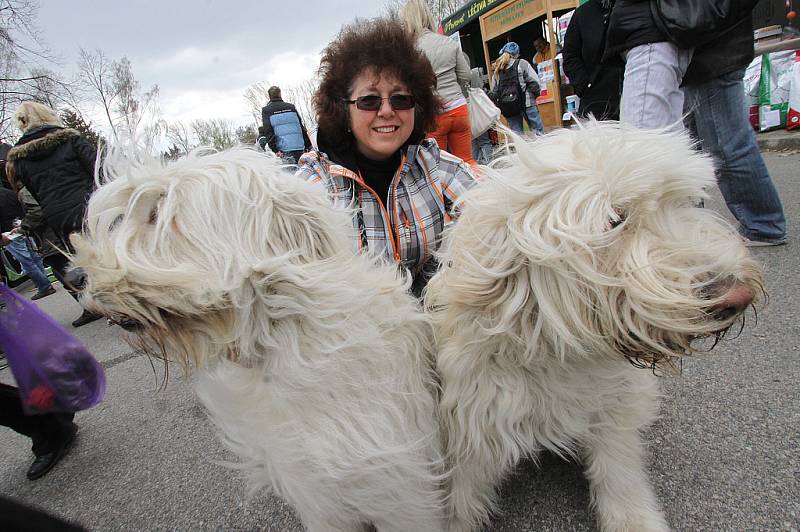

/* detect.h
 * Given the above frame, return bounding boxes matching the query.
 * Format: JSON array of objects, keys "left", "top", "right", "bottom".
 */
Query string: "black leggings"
[
  {"left": 0, "top": 383, "right": 74, "bottom": 456},
  {"left": 43, "top": 253, "right": 80, "bottom": 301}
]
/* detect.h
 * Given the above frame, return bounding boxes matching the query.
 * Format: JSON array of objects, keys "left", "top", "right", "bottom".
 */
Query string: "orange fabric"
[
  {"left": 534, "top": 48, "right": 553, "bottom": 65},
  {"left": 427, "top": 104, "right": 475, "bottom": 165}
]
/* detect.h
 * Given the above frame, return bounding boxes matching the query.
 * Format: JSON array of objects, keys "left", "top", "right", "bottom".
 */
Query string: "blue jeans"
[
  {"left": 472, "top": 130, "right": 493, "bottom": 164},
  {"left": 684, "top": 68, "right": 787, "bottom": 241},
  {"left": 507, "top": 105, "right": 544, "bottom": 135},
  {"left": 5, "top": 237, "right": 53, "bottom": 292}
]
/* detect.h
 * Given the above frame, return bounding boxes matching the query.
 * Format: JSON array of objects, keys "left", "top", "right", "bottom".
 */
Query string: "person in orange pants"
[
  {"left": 401, "top": 0, "right": 475, "bottom": 164},
  {"left": 427, "top": 104, "right": 474, "bottom": 165}
]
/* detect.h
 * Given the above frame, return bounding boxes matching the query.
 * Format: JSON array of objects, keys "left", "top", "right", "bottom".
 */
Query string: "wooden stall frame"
[{"left": 479, "top": 0, "right": 579, "bottom": 129}]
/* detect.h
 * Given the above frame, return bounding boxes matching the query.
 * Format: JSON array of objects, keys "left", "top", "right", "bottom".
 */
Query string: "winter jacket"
[
  {"left": 261, "top": 98, "right": 313, "bottom": 154},
  {"left": 606, "top": 0, "right": 759, "bottom": 62},
  {"left": 604, "top": 0, "right": 666, "bottom": 60},
  {"left": 562, "top": 0, "right": 622, "bottom": 119},
  {"left": 0, "top": 187, "right": 23, "bottom": 233},
  {"left": 682, "top": 13, "right": 756, "bottom": 87},
  {"left": 18, "top": 186, "right": 60, "bottom": 258},
  {"left": 0, "top": 142, "right": 12, "bottom": 189},
  {"left": 417, "top": 30, "right": 471, "bottom": 109},
  {"left": 491, "top": 58, "right": 542, "bottom": 109},
  {"left": 6, "top": 126, "right": 97, "bottom": 239},
  {"left": 295, "top": 138, "right": 476, "bottom": 275}
]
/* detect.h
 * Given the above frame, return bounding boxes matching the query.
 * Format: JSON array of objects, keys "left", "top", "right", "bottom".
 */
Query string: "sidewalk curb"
[{"left": 756, "top": 131, "right": 800, "bottom": 152}]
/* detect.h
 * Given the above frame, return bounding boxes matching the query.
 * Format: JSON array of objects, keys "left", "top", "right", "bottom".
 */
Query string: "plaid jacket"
[{"left": 296, "top": 139, "right": 477, "bottom": 273}]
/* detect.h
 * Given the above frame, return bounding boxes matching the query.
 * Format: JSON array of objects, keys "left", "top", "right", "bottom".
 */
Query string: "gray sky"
[{"left": 36, "top": 1, "right": 389, "bottom": 129}]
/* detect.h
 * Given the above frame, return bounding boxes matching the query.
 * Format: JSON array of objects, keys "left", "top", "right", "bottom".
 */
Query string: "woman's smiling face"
[{"left": 347, "top": 69, "right": 415, "bottom": 160}]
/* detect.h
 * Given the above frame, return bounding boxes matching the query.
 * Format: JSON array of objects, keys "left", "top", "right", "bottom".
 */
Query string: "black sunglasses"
[{"left": 343, "top": 94, "right": 416, "bottom": 111}]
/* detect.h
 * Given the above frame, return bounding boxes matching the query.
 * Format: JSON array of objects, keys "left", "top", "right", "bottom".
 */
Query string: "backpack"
[{"left": 493, "top": 59, "right": 524, "bottom": 118}]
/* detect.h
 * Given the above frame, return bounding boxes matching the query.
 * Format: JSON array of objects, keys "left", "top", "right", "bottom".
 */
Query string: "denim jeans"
[
  {"left": 507, "top": 105, "right": 544, "bottom": 135},
  {"left": 621, "top": 42, "right": 693, "bottom": 130},
  {"left": 472, "top": 130, "right": 493, "bottom": 164},
  {"left": 5, "top": 236, "right": 53, "bottom": 292},
  {"left": 683, "top": 68, "right": 787, "bottom": 241}
]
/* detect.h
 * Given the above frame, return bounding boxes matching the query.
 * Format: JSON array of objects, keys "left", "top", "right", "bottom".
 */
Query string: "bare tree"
[
  {"left": 165, "top": 120, "right": 193, "bottom": 156},
  {"left": 384, "top": 0, "right": 467, "bottom": 22},
  {"left": 282, "top": 77, "right": 319, "bottom": 138},
  {"left": 78, "top": 49, "right": 160, "bottom": 143},
  {"left": 77, "top": 48, "right": 121, "bottom": 139},
  {"left": 243, "top": 81, "right": 272, "bottom": 124},
  {"left": 0, "top": 0, "right": 72, "bottom": 140},
  {"left": 25, "top": 67, "right": 76, "bottom": 109},
  {"left": 235, "top": 123, "right": 257, "bottom": 146},
  {"left": 113, "top": 57, "right": 160, "bottom": 137},
  {"left": 191, "top": 118, "right": 236, "bottom": 151}
]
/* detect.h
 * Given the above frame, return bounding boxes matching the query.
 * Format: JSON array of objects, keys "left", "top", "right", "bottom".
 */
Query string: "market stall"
[{"left": 439, "top": 0, "right": 579, "bottom": 129}]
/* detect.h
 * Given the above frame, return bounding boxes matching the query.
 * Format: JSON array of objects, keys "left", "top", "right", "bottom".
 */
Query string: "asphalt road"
[{"left": 0, "top": 152, "right": 797, "bottom": 531}]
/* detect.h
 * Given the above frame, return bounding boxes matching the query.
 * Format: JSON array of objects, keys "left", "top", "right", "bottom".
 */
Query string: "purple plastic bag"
[{"left": 0, "top": 284, "right": 106, "bottom": 414}]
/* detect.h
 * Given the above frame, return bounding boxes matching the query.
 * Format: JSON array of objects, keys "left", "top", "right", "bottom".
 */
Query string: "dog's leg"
[
  {"left": 372, "top": 511, "right": 444, "bottom": 532},
  {"left": 297, "top": 513, "right": 371, "bottom": 532},
  {"left": 581, "top": 380, "right": 668, "bottom": 532},
  {"left": 440, "top": 358, "right": 530, "bottom": 532}
]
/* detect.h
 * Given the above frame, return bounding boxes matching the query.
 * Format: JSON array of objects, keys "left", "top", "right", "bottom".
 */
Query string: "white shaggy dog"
[
  {"left": 425, "top": 123, "right": 764, "bottom": 532},
  {"left": 71, "top": 148, "right": 445, "bottom": 532}
]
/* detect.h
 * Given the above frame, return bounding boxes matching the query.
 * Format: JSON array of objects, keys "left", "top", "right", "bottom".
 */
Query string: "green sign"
[{"left": 439, "top": 0, "right": 511, "bottom": 35}]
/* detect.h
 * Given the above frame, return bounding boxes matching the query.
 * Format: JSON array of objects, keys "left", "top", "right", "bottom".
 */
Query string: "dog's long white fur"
[
  {"left": 426, "top": 122, "right": 762, "bottom": 532},
  {"left": 73, "top": 148, "right": 446, "bottom": 532}
]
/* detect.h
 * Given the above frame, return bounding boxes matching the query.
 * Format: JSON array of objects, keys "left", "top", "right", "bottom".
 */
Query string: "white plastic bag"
[
  {"left": 787, "top": 61, "right": 800, "bottom": 130},
  {"left": 468, "top": 88, "right": 501, "bottom": 137}
]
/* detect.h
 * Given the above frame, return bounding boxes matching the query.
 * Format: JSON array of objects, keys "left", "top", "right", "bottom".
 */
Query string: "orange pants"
[{"left": 427, "top": 104, "right": 475, "bottom": 165}]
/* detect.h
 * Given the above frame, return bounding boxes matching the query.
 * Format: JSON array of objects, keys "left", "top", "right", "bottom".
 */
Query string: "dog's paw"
[{"left": 600, "top": 510, "right": 670, "bottom": 532}]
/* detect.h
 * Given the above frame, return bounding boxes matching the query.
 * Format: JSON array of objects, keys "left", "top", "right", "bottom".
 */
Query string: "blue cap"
[{"left": 499, "top": 42, "right": 520, "bottom": 57}]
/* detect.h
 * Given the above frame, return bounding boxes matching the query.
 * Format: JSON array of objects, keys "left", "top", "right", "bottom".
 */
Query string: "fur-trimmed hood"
[
  {"left": 3, "top": 124, "right": 97, "bottom": 238},
  {"left": 8, "top": 127, "right": 82, "bottom": 163}
]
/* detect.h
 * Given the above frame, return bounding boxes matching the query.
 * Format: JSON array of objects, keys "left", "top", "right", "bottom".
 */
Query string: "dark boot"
[
  {"left": 27, "top": 423, "right": 78, "bottom": 480},
  {"left": 71, "top": 310, "right": 102, "bottom": 328}
]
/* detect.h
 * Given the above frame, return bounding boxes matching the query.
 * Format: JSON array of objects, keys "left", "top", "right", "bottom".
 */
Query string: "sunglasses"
[{"left": 343, "top": 94, "right": 416, "bottom": 111}]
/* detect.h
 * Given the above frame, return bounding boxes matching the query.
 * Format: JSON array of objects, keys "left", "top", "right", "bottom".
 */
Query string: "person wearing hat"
[{"left": 491, "top": 42, "right": 544, "bottom": 135}]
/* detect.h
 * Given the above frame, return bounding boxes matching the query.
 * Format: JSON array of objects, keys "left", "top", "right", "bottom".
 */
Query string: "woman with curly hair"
[{"left": 297, "top": 18, "right": 476, "bottom": 295}]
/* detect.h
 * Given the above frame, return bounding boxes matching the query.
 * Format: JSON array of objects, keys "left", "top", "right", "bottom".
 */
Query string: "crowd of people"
[{"left": 0, "top": 0, "right": 789, "bottom": 497}]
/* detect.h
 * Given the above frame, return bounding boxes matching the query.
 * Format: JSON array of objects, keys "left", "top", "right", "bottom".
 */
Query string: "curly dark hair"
[{"left": 314, "top": 18, "right": 441, "bottom": 153}]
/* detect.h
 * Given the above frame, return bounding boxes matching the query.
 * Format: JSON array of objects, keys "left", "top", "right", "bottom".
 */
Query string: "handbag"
[
  {"left": 652, "top": 0, "right": 758, "bottom": 49},
  {"left": 468, "top": 87, "right": 501, "bottom": 137},
  {"left": 0, "top": 284, "right": 106, "bottom": 414}
]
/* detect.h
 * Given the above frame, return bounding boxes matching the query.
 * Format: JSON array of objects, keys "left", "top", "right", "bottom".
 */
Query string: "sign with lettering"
[
  {"left": 482, "top": 0, "right": 546, "bottom": 40},
  {"left": 439, "top": 0, "right": 509, "bottom": 35}
]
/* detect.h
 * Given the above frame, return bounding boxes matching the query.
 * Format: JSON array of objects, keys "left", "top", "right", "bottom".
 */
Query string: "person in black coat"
[
  {"left": 5, "top": 102, "right": 102, "bottom": 327},
  {"left": 562, "top": 0, "right": 622, "bottom": 120},
  {"left": 260, "top": 86, "right": 313, "bottom": 165}
]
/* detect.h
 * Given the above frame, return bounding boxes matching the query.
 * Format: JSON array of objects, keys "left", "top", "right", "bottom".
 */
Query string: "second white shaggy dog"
[
  {"left": 426, "top": 123, "right": 764, "bottom": 532},
  {"left": 71, "top": 148, "right": 445, "bottom": 532}
]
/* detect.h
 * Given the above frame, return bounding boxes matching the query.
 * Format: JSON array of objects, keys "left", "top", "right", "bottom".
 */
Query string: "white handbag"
[{"left": 467, "top": 87, "right": 501, "bottom": 137}]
